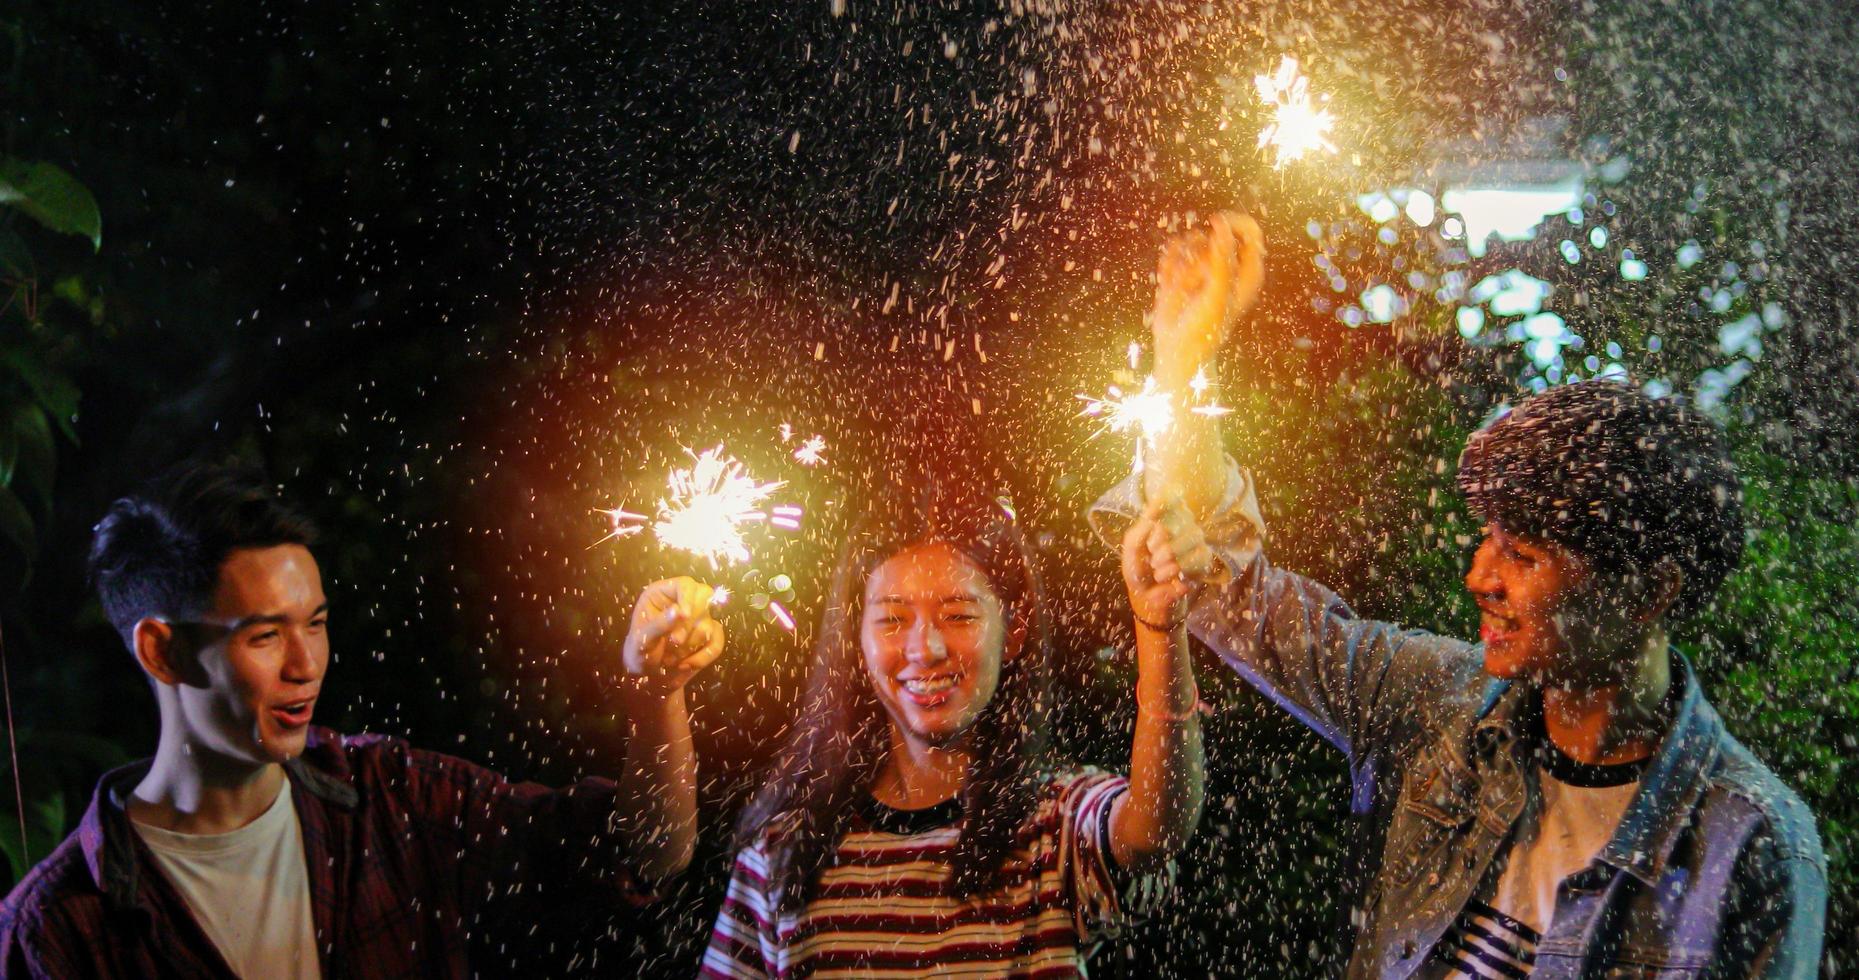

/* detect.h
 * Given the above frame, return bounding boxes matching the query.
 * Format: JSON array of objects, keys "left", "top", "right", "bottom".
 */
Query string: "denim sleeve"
[
  {"left": 1089, "top": 462, "right": 1478, "bottom": 776},
  {"left": 1711, "top": 852, "right": 1826, "bottom": 980}
]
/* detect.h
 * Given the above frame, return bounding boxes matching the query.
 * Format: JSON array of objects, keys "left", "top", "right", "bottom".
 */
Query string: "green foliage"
[
  {"left": 0, "top": 155, "right": 102, "bottom": 884},
  {"left": 0, "top": 731, "right": 129, "bottom": 881},
  {"left": 1686, "top": 446, "right": 1859, "bottom": 959},
  {"left": 0, "top": 159, "right": 102, "bottom": 252},
  {"left": 1, "top": 156, "right": 93, "bottom": 595}
]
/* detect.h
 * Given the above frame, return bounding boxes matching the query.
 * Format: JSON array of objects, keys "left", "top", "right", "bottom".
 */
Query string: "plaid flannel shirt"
[{"left": 0, "top": 727, "right": 654, "bottom": 978}]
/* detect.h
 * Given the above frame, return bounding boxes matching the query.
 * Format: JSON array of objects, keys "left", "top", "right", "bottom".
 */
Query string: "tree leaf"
[
  {"left": 5, "top": 404, "right": 54, "bottom": 516},
  {"left": 0, "top": 482, "right": 35, "bottom": 563},
  {"left": 0, "top": 414, "right": 15, "bottom": 485},
  {"left": 0, "top": 227, "right": 31, "bottom": 282},
  {"left": 0, "top": 349, "right": 80, "bottom": 441},
  {"left": 0, "top": 159, "right": 102, "bottom": 251}
]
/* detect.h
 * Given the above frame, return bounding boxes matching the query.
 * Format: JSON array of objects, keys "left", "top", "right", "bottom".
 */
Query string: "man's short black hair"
[
  {"left": 1457, "top": 379, "right": 1743, "bottom": 620},
  {"left": 89, "top": 461, "right": 318, "bottom": 647}
]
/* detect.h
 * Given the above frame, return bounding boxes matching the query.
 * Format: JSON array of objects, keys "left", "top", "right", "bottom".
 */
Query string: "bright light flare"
[
  {"left": 1254, "top": 55, "right": 1336, "bottom": 168},
  {"left": 793, "top": 435, "right": 827, "bottom": 466},
  {"left": 1085, "top": 377, "right": 1167, "bottom": 442},
  {"left": 1078, "top": 376, "right": 1174, "bottom": 445},
  {"left": 652, "top": 446, "right": 786, "bottom": 567}
]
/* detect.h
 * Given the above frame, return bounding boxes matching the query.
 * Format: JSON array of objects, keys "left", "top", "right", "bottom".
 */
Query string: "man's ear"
[
  {"left": 133, "top": 618, "right": 184, "bottom": 687},
  {"left": 1634, "top": 559, "right": 1684, "bottom": 624}
]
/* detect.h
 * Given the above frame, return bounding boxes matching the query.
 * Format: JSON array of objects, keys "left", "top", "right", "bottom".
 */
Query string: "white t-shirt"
[
  {"left": 131, "top": 779, "right": 322, "bottom": 980},
  {"left": 1426, "top": 744, "right": 1643, "bottom": 979}
]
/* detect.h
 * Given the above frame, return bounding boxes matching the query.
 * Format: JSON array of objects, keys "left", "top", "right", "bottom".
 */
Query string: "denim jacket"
[{"left": 1091, "top": 467, "right": 1826, "bottom": 978}]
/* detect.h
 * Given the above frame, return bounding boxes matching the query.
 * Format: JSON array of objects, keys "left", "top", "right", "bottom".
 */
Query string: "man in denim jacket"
[{"left": 1093, "top": 214, "right": 1825, "bottom": 978}]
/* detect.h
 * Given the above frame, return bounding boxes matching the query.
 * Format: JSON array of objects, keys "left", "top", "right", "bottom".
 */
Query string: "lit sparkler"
[
  {"left": 793, "top": 435, "right": 827, "bottom": 466},
  {"left": 1078, "top": 366, "right": 1236, "bottom": 472},
  {"left": 1078, "top": 376, "right": 1175, "bottom": 445},
  {"left": 1254, "top": 55, "right": 1336, "bottom": 168},
  {"left": 642, "top": 446, "right": 788, "bottom": 568}
]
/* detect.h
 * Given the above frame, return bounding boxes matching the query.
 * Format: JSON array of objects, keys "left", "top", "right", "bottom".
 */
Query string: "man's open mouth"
[{"left": 271, "top": 698, "right": 316, "bottom": 728}]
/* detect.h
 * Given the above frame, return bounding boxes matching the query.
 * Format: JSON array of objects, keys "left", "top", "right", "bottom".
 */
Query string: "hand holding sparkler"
[
  {"left": 1138, "top": 212, "right": 1266, "bottom": 520},
  {"left": 622, "top": 577, "right": 727, "bottom": 695},
  {"left": 1122, "top": 496, "right": 1218, "bottom": 625},
  {"left": 1151, "top": 212, "right": 1266, "bottom": 386}
]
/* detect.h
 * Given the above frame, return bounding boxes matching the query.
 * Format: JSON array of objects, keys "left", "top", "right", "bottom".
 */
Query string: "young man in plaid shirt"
[{"left": 0, "top": 463, "right": 726, "bottom": 977}]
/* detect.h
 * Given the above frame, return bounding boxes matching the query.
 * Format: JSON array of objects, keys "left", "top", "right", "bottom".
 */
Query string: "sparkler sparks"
[
  {"left": 1078, "top": 377, "right": 1175, "bottom": 445},
  {"left": 793, "top": 435, "right": 827, "bottom": 466},
  {"left": 617, "top": 445, "right": 786, "bottom": 568},
  {"left": 1078, "top": 367, "right": 1234, "bottom": 471},
  {"left": 1254, "top": 55, "right": 1336, "bottom": 168},
  {"left": 593, "top": 506, "right": 651, "bottom": 547},
  {"left": 1187, "top": 367, "right": 1233, "bottom": 418}
]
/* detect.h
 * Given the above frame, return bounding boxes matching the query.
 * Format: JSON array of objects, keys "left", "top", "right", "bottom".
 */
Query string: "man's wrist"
[
  {"left": 1152, "top": 360, "right": 1200, "bottom": 390},
  {"left": 606, "top": 670, "right": 686, "bottom": 703}
]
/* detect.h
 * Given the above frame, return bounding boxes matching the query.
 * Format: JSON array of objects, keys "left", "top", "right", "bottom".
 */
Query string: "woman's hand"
[
  {"left": 1121, "top": 497, "right": 1216, "bottom": 627},
  {"left": 1151, "top": 211, "right": 1265, "bottom": 386},
  {"left": 622, "top": 577, "right": 726, "bottom": 694}
]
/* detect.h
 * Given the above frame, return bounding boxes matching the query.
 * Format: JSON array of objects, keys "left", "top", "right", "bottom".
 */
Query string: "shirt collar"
[
  {"left": 77, "top": 727, "right": 359, "bottom": 909},
  {"left": 1468, "top": 655, "right": 1721, "bottom": 885}
]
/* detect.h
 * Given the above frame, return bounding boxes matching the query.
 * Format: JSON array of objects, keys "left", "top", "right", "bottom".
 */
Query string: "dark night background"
[{"left": 4, "top": 0, "right": 1855, "bottom": 975}]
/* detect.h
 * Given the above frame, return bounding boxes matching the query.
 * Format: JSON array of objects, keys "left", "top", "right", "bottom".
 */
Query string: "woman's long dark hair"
[{"left": 732, "top": 479, "right": 1054, "bottom": 913}]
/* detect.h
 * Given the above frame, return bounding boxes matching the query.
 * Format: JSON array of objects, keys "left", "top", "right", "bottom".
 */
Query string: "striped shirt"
[
  {"left": 701, "top": 769, "right": 1151, "bottom": 978},
  {"left": 1425, "top": 726, "right": 1648, "bottom": 980},
  {"left": 1430, "top": 899, "right": 1539, "bottom": 979}
]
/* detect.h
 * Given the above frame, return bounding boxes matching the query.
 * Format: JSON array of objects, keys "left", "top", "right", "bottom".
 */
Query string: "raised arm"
[
  {"left": 1099, "top": 212, "right": 1473, "bottom": 787},
  {"left": 1144, "top": 211, "right": 1265, "bottom": 520},
  {"left": 614, "top": 576, "right": 725, "bottom": 881},
  {"left": 1108, "top": 497, "right": 1208, "bottom": 872}
]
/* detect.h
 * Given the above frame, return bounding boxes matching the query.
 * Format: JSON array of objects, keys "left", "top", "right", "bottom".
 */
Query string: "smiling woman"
[
  {"left": 860, "top": 541, "right": 1016, "bottom": 754},
  {"left": 703, "top": 458, "right": 1206, "bottom": 977}
]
